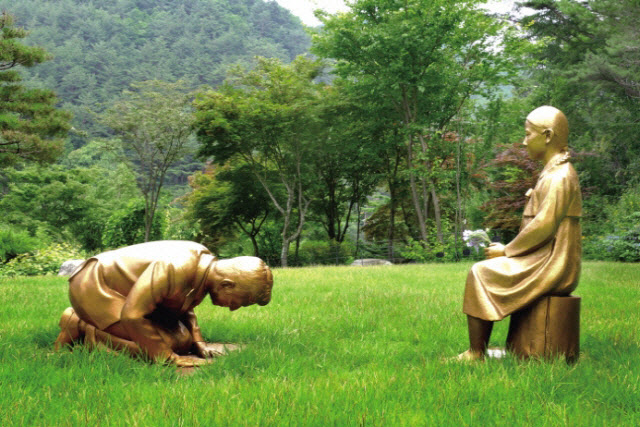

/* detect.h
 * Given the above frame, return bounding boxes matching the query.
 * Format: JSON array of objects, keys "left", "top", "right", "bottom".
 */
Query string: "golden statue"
[
  {"left": 459, "top": 106, "right": 582, "bottom": 361},
  {"left": 54, "top": 240, "right": 273, "bottom": 367}
]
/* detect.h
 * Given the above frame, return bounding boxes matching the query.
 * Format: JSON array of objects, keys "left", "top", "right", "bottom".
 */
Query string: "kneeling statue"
[
  {"left": 54, "top": 240, "right": 273, "bottom": 367},
  {"left": 459, "top": 106, "right": 582, "bottom": 361}
]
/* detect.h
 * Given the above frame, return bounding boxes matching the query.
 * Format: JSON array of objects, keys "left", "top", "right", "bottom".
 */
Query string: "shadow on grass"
[{"left": 33, "top": 329, "right": 58, "bottom": 349}]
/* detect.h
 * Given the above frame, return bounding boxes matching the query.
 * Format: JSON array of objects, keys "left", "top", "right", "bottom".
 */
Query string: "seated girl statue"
[{"left": 458, "top": 106, "right": 582, "bottom": 361}]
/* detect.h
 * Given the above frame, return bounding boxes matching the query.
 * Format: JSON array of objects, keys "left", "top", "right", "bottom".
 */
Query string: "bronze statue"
[
  {"left": 459, "top": 106, "right": 582, "bottom": 361},
  {"left": 54, "top": 240, "right": 273, "bottom": 367}
]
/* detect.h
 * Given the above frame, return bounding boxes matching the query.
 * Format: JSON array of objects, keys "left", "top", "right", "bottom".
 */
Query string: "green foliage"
[
  {"left": 249, "top": 220, "right": 282, "bottom": 267},
  {"left": 194, "top": 56, "right": 326, "bottom": 266},
  {"left": 0, "top": 12, "right": 71, "bottom": 166},
  {"left": 307, "top": 80, "right": 385, "bottom": 243},
  {"left": 583, "top": 184, "right": 640, "bottom": 262},
  {"left": 398, "top": 232, "right": 474, "bottom": 263},
  {"left": 0, "top": 163, "right": 138, "bottom": 251},
  {"left": 296, "top": 239, "right": 355, "bottom": 266},
  {"left": 162, "top": 205, "right": 200, "bottom": 243},
  {"left": 518, "top": 0, "right": 640, "bottom": 197},
  {"left": 0, "top": 242, "right": 84, "bottom": 276},
  {"left": 186, "top": 162, "right": 272, "bottom": 256},
  {"left": 0, "top": 0, "right": 310, "bottom": 146},
  {"left": 100, "top": 80, "right": 196, "bottom": 242},
  {"left": 102, "top": 199, "right": 164, "bottom": 249},
  {"left": 312, "top": 0, "right": 533, "bottom": 245},
  {"left": 0, "top": 226, "right": 38, "bottom": 263}
]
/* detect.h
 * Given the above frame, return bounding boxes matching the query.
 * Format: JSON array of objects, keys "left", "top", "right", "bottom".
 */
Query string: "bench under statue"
[{"left": 507, "top": 295, "right": 580, "bottom": 363}]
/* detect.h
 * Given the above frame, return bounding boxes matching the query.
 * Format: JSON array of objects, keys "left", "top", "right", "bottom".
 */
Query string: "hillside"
[{"left": 0, "top": 0, "right": 310, "bottom": 144}]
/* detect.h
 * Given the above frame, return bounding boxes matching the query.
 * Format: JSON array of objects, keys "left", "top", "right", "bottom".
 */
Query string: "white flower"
[{"left": 462, "top": 229, "right": 492, "bottom": 252}]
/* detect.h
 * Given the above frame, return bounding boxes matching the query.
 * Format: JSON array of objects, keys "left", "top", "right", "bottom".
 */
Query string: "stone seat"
[{"left": 506, "top": 295, "right": 580, "bottom": 363}]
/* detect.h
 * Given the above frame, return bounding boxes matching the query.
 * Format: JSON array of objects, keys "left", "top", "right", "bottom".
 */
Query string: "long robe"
[{"left": 463, "top": 156, "right": 582, "bottom": 321}]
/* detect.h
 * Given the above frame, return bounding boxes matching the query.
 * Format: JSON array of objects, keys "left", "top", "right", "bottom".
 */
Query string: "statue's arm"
[
  {"left": 120, "top": 261, "right": 177, "bottom": 362},
  {"left": 183, "top": 310, "right": 222, "bottom": 359},
  {"left": 505, "top": 174, "right": 571, "bottom": 257},
  {"left": 182, "top": 310, "right": 210, "bottom": 357}
]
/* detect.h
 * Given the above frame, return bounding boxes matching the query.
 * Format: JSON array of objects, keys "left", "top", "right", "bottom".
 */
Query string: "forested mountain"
[{"left": 0, "top": 0, "right": 310, "bottom": 144}]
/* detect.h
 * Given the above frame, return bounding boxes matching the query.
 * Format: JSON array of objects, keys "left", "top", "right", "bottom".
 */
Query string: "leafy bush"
[
  {"left": 0, "top": 226, "right": 39, "bottom": 263},
  {"left": 583, "top": 215, "right": 640, "bottom": 262},
  {"left": 296, "top": 240, "right": 355, "bottom": 266},
  {"left": 102, "top": 200, "right": 164, "bottom": 248},
  {"left": 0, "top": 242, "right": 86, "bottom": 277},
  {"left": 584, "top": 185, "right": 640, "bottom": 262},
  {"left": 399, "top": 234, "right": 480, "bottom": 263}
]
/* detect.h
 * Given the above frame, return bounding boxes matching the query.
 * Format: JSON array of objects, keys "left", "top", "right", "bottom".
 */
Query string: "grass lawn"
[{"left": 1, "top": 261, "right": 639, "bottom": 425}]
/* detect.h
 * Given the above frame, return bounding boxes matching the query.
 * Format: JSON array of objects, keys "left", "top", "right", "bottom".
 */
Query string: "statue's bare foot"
[
  {"left": 54, "top": 307, "right": 82, "bottom": 351},
  {"left": 456, "top": 349, "right": 484, "bottom": 361}
]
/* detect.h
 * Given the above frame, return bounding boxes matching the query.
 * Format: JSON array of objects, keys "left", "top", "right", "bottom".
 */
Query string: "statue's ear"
[
  {"left": 544, "top": 128, "right": 554, "bottom": 143},
  {"left": 220, "top": 279, "right": 235, "bottom": 289}
]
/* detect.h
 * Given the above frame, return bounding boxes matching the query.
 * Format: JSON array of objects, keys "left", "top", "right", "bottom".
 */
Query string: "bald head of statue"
[
  {"left": 209, "top": 256, "right": 274, "bottom": 311},
  {"left": 525, "top": 106, "right": 569, "bottom": 149}
]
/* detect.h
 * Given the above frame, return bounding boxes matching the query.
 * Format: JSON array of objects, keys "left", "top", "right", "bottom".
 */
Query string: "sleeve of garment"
[
  {"left": 120, "top": 261, "right": 176, "bottom": 360},
  {"left": 505, "top": 173, "right": 571, "bottom": 257}
]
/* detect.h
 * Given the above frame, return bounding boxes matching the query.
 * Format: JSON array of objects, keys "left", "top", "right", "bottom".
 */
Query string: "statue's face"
[
  {"left": 214, "top": 276, "right": 272, "bottom": 311},
  {"left": 523, "top": 121, "right": 547, "bottom": 161}
]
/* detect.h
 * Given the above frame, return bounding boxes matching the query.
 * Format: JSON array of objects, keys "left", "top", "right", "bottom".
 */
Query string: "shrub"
[
  {"left": 399, "top": 235, "right": 479, "bottom": 263},
  {"left": 102, "top": 200, "right": 164, "bottom": 248},
  {"left": 0, "top": 226, "right": 39, "bottom": 263},
  {"left": 584, "top": 185, "right": 640, "bottom": 262},
  {"left": 296, "top": 240, "right": 354, "bottom": 266},
  {"left": 0, "top": 242, "right": 86, "bottom": 277},
  {"left": 583, "top": 215, "right": 640, "bottom": 262}
]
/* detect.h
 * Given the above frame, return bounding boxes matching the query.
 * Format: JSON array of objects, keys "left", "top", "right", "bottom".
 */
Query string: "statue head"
[
  {"left": 524, "top": 106, "right": 569, "bottom": 161},
  {"left": 210, "top": 256, "right": 273, "bottom": 310}
]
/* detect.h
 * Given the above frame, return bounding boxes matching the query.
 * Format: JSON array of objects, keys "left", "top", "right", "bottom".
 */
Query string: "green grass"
[{"left": 1, "top": 262, "right": 639, "bottom": 426}]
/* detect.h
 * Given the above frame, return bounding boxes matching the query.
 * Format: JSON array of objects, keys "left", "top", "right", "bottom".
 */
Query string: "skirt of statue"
[{"left": 463, "top": 218, "right": 581, "bottom": 322}]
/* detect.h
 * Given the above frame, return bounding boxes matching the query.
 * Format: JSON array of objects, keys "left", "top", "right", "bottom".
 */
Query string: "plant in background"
[
  {"left": 0, "top": 12, "right": 71, "bottom": 167},
  {"left": 102, "top": 199, "right": 165, "bottom": 249},
  {"left": 0, "top": 226, "right": 38, "bottom": 263},
  {"left": 0, "top": 242, "right": 85, "bottom": 276}
]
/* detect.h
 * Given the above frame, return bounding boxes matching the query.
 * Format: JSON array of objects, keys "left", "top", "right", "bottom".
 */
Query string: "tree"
[
  {"left": 0, "top": 12, "right": 70, "bottom": 167},
  {"left": 517, "top": 0, "right": 640, "bottom": 194},
  {"left": 0, "top": 164, "right": 138, "bottom": 251},
  {"left": 0, "top": 0, "right": 310, "bottom": 147},
  {"left": 194, "top": 56, "right": 322, "bottom": 266},
  {"left": 186, "top": 162, "right": 272, "bottom": 257},
  {"left": 308, "top": 80, "right": 384, "bottom": 245},
  {"left": 100, "top": 80, "right": 195, "bottom": 242},
  {"left": 480, "top": 144, "right": 539, "bottom": 235},
  {"left": 313, "top": 0, "right": 528, "bottom": 246}
]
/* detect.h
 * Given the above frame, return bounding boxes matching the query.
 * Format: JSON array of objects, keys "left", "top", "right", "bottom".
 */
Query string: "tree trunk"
[
  {"left": 387, "top": 182, "right": 396, "bottom": 261},
  {"left": 407, "top": 136, "right": 428, "bottom": 241},
  {"left": 430, "top": 180, "right": 444, "bottom": 244},
  {"left": 280, "top": 238, "right": 290, "bottom": 268},
  {"left": 250, "top": 235, "right": 260, "bottom": 257}
]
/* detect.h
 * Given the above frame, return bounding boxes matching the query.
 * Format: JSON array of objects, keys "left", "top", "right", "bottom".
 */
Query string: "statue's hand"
[
  {"left": 169, "top": 353, "right": 209, "bottom": 367},
  {"left": 193, "top": 341, "right": 222, "bottom": 359},
  {"left": 484, "top": 242, "right": 506, "bottom": 259}
]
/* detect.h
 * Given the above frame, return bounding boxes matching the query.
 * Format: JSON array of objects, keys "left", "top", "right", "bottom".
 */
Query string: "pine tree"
[{"left": 0, "top": 12, "right": 71, "bottom": 167}]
